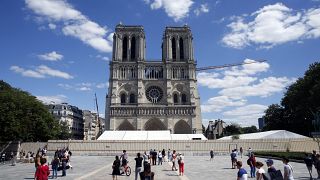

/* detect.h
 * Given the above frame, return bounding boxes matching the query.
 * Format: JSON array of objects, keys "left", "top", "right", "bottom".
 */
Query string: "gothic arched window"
[
  {"left": 122, "top": 37, "right": 128, "bottom": 60},
  {"left": 120, "top": 93, "right": 126, "bottom": 104},
  {"left": 181, "top": 94, "right": 187, "bottom": 104},
  {"left": 179, "top": 38, "right": 184, "bottom": 60},
  {"left": 172, "top": 37, "right": 176, "bottom": 60},
  {"left": 131, "top": 36, "right": 136, "bottom": 60},
  {"left": 173, "top": 94, "right": 178, "bottom": 104},
  {"left": 129, "top": 94, "right": 135, "bottom": 104}
]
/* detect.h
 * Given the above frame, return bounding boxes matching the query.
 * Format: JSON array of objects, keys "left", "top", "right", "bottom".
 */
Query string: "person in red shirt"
[{"left": 35, "top": 157, "right": 50, "bottom": 180}]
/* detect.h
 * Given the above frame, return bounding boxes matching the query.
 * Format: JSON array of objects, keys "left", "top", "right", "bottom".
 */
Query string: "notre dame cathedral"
[{"left": 105, "top": 24, "right": 202, "bottom": 134}]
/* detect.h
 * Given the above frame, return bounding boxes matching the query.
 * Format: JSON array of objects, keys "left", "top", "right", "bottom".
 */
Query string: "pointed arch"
[
  {"left": 130, "top": 36, "right": 136, "bottom": 60},
  {"left": 144, "top": 118, "right": 166, "bottom": 130},
  {"left": 179, "top": 38, "right": 184, "bottom": 60},
  {"left": 118, "top": 119, "right": 135, "bottom": 130},
  {"left": 171, "top": 37, "right": 176, "bottom": 60},
  {"left": 122, "top": 36, "right": 128, "bottom": 60},
  {"left": 181, "top": 93, "right": 187, "bottom": 104},
  {"left": 129, "top": 93, "right": 136, "bottom": 104},
  {"left": 174, "top": 120, "right": 191, "bottom": 134},
  {"left": 120, "top": 93, "right": 126, "bottom": 104},
  {"left": 173, "top": 93, "right": 178, "bottom": 104}
]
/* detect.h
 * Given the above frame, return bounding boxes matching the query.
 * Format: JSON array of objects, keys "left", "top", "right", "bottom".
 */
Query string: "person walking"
[
  {"left": 304, "top": 153, "right": 313, "bottom": 179},
  {"left": 248, "top": 153, "right": 256, "bottom": 178},
  {"left": 134, "top": 153, "right": 143, "bottom": 180},
  {"left": 265, "top": 159, "right": 277, "bottom": 173},
  {"left": 231, "top": 149, "right": 237, "bottom": 169},
  {"left": 210, "top": 150, "right": 214, "bottom": 161},
  {"left": 34, "top": 158, "right": 50, "bottom": 180},
  {"left": 178, "top": 153, "right": 185, "bottom": 176},
  {"left": 255, "top": 161, "right": 265, "bottom": 180},
  {"left": 172, "top": 150, "right": 177, "bottom": 171},
  {"left": 240, "top": 147, "right": 243, "bottom": 158},
  {"left": 282, "top": 157, "right": 294, "bottom": 180},
  {"left": 61, "top": 154, "right": 68, "bottom": 177},
  {"left": 158, "top": 151, "right": 163, "bottom": 165},
  {"left": 161, "top": 149, "right": 166, "bottom": 162},
  {"left": 152, "top": 149, "right": 157, "bottom": 165},
  {"left": 112, "top": 155, "right": 121, "bottom": 180},
  {"left": 168, "top": 149, "right": 172, "bottom": 162},
  {"left": 236, "top": 161, "right": 248, "bottom": 180},
  {"left": 140, "top": 163, "right": 154, "bottom": 180},
  {"left": 51, "top": 156, "right": 59, "bottom": 179}
]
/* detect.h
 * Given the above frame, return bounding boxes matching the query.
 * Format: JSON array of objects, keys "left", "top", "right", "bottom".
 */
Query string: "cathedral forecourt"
[{"left": 105, "top": 23, "right": 202, "bottom": 134}]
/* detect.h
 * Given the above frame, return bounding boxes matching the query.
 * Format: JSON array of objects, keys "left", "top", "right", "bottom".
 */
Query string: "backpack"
[{"left": 247, "top": 159, "right": 251, "bottom": 165}]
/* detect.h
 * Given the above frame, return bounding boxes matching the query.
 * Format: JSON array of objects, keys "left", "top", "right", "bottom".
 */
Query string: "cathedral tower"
[{"left": 105, "top": 24, "right": 202, "bottom": 134}]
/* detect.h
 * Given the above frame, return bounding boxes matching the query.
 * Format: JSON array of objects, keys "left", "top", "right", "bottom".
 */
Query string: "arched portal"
[
  {"left": 144, "top": 118, "right": 166, "bottom": 130},
  {"left": 118, "top": 119, "right": 135, "bottom": 130},
  {"left": 174, "top": 120, "right": 191, "bottom": 134}
]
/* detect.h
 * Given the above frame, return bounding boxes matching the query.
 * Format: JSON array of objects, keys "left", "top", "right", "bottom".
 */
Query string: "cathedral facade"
[{"left": 105, "top": 24, "right": 202, "bottom": 134}]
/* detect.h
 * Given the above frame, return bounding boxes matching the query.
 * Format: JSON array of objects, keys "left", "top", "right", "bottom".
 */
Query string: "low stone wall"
[{"left": 20, "top": 138, "right": 317, "bottom": 156}]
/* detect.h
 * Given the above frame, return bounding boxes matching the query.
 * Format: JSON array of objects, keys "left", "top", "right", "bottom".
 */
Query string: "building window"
[
  {"left": 173, "top": 94, "right": 178, "bottom": 104},
  {"left": 179, "top": 38, "right": 184, "bottom": 60},
  {"left": 122, "top": 36, "right": 128, "bottom": 60},
  {"left": 120, "top": 94, "right": 126, "bottom": 104},
  {"left": 172, "top": 37, "right": 176, "bottom": 60},
  {"left": 131, "top": 36, "right": 136, "bottom": 60},
  {"left": 182, "top": 94, "right": 187, "bottom": 104},
  {"left": 129, "top": 94, "right": 135, "bottom": 104}
]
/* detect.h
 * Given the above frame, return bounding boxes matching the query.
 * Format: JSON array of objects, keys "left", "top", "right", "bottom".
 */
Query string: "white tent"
[
  {"left": 97, "top": 130, "right": 207, "bottom": 140},
  {"left": 218, "top": 130, "right": 309, "bottom": 140}
]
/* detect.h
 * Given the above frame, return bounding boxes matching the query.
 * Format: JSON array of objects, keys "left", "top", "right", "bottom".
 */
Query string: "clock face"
[{"left": 146, "top": 86, "right": 163, "bottom": 103}]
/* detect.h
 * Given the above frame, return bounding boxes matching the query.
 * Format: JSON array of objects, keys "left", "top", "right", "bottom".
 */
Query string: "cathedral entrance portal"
[
  {"left": 118, "top": 120, "right": 135, "bottom": 130},
  {"left": 174, "top": 120, "right": 192, "bottom": 134},
  {"left": 144, "top": 118, "right": 166, "bottom": 130}
]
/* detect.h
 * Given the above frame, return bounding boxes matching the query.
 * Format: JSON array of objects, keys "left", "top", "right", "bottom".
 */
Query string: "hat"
[{"left": 265, "top": 159, "right": 273, "bottom": 165}]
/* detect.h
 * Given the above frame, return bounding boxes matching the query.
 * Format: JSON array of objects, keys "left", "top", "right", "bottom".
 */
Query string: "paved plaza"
[{"left": 0, "top": 155, "right": 317, "bottom": 180}]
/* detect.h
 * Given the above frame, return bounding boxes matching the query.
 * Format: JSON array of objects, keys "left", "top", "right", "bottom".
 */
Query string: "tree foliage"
[
  {"left": 0, "top": 80, "right": 70, "bottom": 142},
  {"left": 224, "top": 123, "right": 258, "bottom": 136},
  {"left": 263, "top": 62, "right": 320, "bottom": 136}
]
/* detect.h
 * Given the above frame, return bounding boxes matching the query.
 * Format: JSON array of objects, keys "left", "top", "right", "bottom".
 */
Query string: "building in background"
[
  {"left": 205, "top": 119, "right": 226, "bottom": 139},
  {"left": 105, "top": 24, "right": 202, "bottom": 134},
  {"left": 258, "top": 117, "right": 265, "bottom": 130},
  {"left": 48, "top": 103, "right": 84, "bottom": 140},
  {"left": 83, "top": 110, "right": 105, "bottom": 140}
]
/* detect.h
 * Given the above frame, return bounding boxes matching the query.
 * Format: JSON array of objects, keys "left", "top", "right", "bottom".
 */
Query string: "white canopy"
[
  {"left": 97, "top": 130, "right": 207, "bottom": 140},
  {"left": 218, "top": 130, "right": 309, "bottom": 140}
]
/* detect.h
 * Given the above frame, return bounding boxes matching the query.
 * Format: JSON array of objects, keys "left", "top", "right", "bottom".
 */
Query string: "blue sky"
[{"left": 1, "top": 0, "right": 319, "bottom": 127}]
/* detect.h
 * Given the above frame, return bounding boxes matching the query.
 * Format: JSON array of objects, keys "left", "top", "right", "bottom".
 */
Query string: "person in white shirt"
[
  {"left": 282, "top": 157, "right": 294, "bottom": 180},
  {"left": 255, "top": 161, "right": 265, "bottom": 180}
]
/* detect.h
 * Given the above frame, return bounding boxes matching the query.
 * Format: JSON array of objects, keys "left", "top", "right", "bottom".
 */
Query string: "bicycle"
[{"left": 120, "top": 162, "right": 131, "bottom": 176}]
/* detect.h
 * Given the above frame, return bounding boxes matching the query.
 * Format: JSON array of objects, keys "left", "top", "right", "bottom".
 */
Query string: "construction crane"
[
  {"left": 95, "top": 93, "right": 102, "bottom": 139},
  {"left": 196, "top": 59, "right": 267, "bottom": 71}
]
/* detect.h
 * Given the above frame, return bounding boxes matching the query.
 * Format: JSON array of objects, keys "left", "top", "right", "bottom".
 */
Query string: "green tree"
[
  {"left": 263, "top": 62, "right": 320, "bottom": 136},
  {"left": 224, "top": 123, "right": 241, "bottom": 135},
  {"left": 241, "top": 125, "right": 258, "bottom": 134},
  {"left": 0, "top": 80, "right": 70, "bottom": 142}
]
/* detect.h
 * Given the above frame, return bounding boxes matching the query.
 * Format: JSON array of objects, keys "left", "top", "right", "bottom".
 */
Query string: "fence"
[{"left": 19, "top": 138, "right": 318, "bottom": 156}]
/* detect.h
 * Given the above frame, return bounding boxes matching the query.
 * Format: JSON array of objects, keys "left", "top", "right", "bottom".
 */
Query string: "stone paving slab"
[{"left": 0, "top": 155, "right": 317, "bottom": 180}]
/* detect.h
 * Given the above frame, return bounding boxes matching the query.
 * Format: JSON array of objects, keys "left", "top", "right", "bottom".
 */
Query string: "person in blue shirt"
[{"left": 236, "top": 161, "right": 248, "bottom": 180}]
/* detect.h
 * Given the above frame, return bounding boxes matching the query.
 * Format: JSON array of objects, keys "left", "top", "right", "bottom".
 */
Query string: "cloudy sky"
[{"left": 1, "top": 0, "right": 319, "bottom": 127}]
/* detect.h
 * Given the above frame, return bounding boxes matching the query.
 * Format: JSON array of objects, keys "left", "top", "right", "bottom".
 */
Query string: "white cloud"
[
  {"left": 222, "top": 3, "right": 320, "bottom": 48},
  {"left": 96, "top": 55, "right": 110, "bottom": 61},
  {"left": 36, "top": 94, "right": 67, "bottom": 104},
  {"left": 219, "top": 76, "right": 296, "bottom": 99},
  {"left": 222, "top": 104, "right": 268, "bottom": 126},
  {"left": 48, "top": 23, "right": 56, "bottom": 29},
  {"left": 223, "top": 59, "right": 269, "bottom": 76},
  {"left": 38, "top": 51, "right": 63, "bottom": 61},
  {"left": 58, "top": 83, "right": 73, "bottom": 89},
  {"left": 77, "top": 86, "right": 91, "bottom": 91},
  {"left": 96, "top": 82, "right": 109, "bottom": 89},
  {"left": 201, "top": 96, "right": 246, "bottom": 113},
  {"left": 10, "top": 65, "right": 73, "bottom": 79},
  {"left": 194, "top": 3, "right": 209, "bottom": 16},
  {"left": 25, "top": 0, "right": 112, "bottom": 53},
  {"left": 147, "top": 0, "right": 194, "bottom": 21},
  {"left": 10, "top": 66, "right": 45, "bottom": 78}
]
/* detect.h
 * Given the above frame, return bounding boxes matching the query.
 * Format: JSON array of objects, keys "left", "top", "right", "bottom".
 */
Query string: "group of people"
[
  {"left": 111, "top": 149, "right": 185, "bottom": 180},
  {"left": 230, "top": 147, "right": 294, "bottom": 180}
]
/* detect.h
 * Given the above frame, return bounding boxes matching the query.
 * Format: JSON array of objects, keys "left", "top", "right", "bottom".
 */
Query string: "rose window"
[{"left": 146, "top": 86, "right": 163, "bottom": 103}]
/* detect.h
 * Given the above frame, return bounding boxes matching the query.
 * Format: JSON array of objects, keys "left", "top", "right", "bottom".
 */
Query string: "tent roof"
[
  {"left": 218, "top": 130, "right": 309, "bottom": 140},
  {"left": 97, "top": 130, "right": 207, "bottom": 140}
]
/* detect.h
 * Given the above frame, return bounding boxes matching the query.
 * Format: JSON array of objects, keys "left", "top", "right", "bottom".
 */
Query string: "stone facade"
[
  {"left": 105, "top": 24, "right": 202, "bottom": 134},
  {"left": 47, "top": 103, "right": 84, "bottom": 140}
]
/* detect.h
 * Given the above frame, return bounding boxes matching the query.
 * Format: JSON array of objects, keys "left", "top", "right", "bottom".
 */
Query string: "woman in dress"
[{"left": 112, "top": 155, "right": 121, "bottom": 180}]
